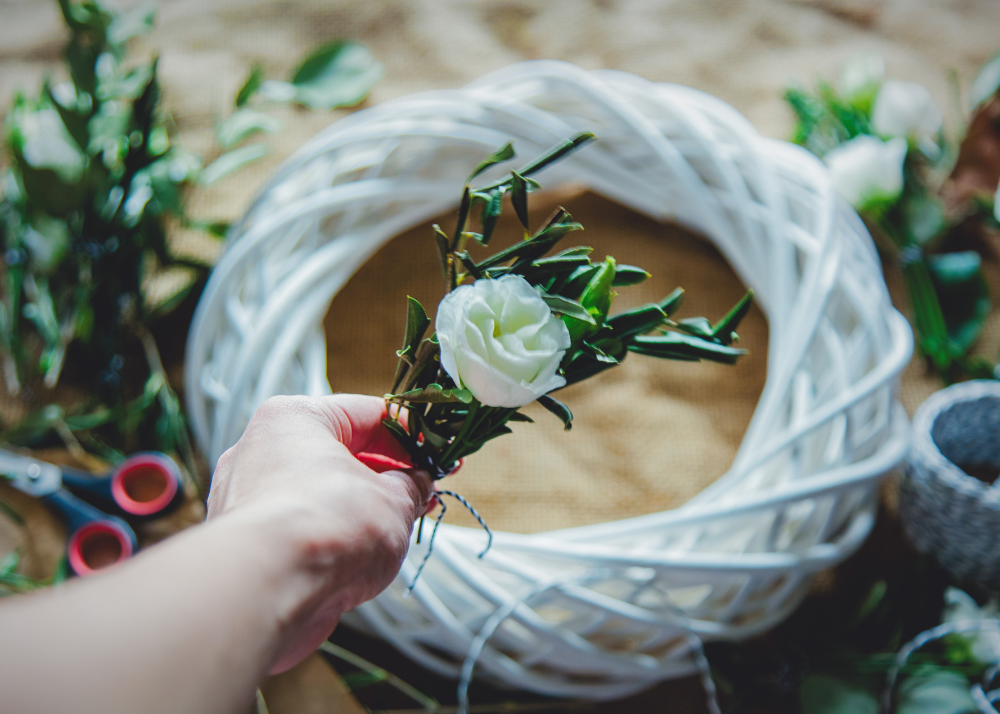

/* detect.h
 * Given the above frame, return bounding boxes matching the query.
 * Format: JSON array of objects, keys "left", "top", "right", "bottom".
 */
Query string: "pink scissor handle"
[
  {"left": 67, "top": 521, "right": 134, "bottom": 576},
  {"left": 110, "top": 453, "right": 180, "bottom": 517}
]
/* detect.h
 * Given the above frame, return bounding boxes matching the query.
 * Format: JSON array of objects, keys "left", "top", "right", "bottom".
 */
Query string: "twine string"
[
  {"left": 455, "top": 570, "right": 721, "bottom": 714},
  {"left": 407, "top": 489, "right": 493, "bottom": 592},
  {"left": 436, "top": 488, "right": 493, "bottom": 558},
  {"left": 407, "top": 497, "right": 448, "bottom": 594}
]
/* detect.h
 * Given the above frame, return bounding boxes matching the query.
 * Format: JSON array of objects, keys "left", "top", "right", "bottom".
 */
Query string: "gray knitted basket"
[{"left": 901, "top": 380, "right": 1000, "bottom": 589}]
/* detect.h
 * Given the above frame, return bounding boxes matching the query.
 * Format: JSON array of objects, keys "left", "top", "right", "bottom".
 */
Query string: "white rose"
[
  {"left": 825, "top": 135, "right": 907, "bottom": 209},
  {"left": 871, "top": 80, "right": 942, "bottom": 141},
  {"left": 436, "top": 274, "right": 571, "bottom": 408}
]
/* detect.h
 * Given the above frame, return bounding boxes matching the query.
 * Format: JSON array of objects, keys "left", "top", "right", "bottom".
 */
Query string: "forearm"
[{"left": 0, "top": 500, "right": 331, "bottom": 714}]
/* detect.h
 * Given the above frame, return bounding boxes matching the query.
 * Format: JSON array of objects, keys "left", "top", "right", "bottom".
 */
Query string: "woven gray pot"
[{"left": 901, "top": 380, "right": 1000, "bottom": 589}]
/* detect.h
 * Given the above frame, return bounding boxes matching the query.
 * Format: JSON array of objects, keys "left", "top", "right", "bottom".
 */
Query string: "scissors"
[{"left": 0, "top": 450, "right": 183, "bottom": 577}]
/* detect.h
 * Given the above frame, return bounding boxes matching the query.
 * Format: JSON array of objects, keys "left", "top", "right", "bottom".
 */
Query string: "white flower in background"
[
  {"left": 942, "top": 587, "right": 1000, "bottom": 664},
  {"left": 969, "top": 54, "right": 1000, "bottom": 110},
  {"left": 871, "top": 80, "right": 943, "bottom": 141},
  {"left": 436, "top": 274, "right": 571, "bottom": 408},
  {"left": 825, "top": 135, "right": 907, "bottom": 209},
  {"left": 838, "top": 53, "right": 884, "bottom": 107},
  {"left": 994, "top": 184, "right": 1000, "bottom": 224}
]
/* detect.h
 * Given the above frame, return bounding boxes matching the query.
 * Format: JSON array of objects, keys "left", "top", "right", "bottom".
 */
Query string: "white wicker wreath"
[{"left": 185, "top": 61, "right": 913, "bottom": 700}]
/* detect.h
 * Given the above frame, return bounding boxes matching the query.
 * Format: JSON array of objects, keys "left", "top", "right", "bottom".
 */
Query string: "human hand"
[{"left": 207, "top": 394, "right": 433, "bottom": 673}]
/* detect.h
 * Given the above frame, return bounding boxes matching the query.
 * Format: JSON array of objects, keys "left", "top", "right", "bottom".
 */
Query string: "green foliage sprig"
[
  {"left": 0, "top": 0, "right": 384, "bottom": 474},
  {"left": 0, "top": 0, "right": 204, "bottom": 471},
  {"left": 785, "top": 57, "right": 1000, "bottom": 382},
  {"left": 384, "top": 134, "right": 753, "bottom": 478}
]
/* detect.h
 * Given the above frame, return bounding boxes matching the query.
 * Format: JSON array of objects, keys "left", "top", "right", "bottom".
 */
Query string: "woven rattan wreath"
[{"left": 185, "top": 61, "right": 913, "bottom": 700}]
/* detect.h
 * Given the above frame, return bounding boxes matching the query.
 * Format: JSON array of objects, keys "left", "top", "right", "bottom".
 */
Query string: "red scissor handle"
[
  {"left": 67, "top": 521, "right": 134, "bottom": 576},
  {"left": 110, "top": 453, "right": 180, "bottom": 517}
]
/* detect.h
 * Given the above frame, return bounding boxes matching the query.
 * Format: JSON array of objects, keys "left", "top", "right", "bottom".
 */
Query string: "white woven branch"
[{"left": 185, "top": 60, "right": 913, "bottom": 699}]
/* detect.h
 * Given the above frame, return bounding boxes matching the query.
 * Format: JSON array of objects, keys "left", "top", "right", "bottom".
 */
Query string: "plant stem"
[
  {"left": 318, "top": 641, "right": 438, "bottom": 712},
  {"left": 439, "top": 400, "right": 482, "bottom": 467},
  {"left": 137, "top": 326, "right": 202, "bottom": 493}
]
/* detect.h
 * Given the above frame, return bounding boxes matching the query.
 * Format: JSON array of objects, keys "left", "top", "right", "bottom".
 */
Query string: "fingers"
[
  {"left": 371, "top": 468, "right": 434, "bottom": 523},
  {"left": 316, "top": 394, "right": 413, "bottom": 464}
]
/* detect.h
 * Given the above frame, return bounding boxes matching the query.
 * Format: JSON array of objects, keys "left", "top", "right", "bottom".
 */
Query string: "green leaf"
[
  {"left": 529, "top": 254, "right": 592, "bottom": 272},
  {"left": 561, "top": 264, "right": 600, "bottom": 299},
  {"left": 401, "top": 297, "right": 430, "bottom": 355},
  {"left": 801, "top": 675, "right": 878, "bottom": 714},
  {"left": 928, "top": 252, "right": 991, "bottom": 352},
  {"left": 64, "top": 405, "right": 120, "bottom": 430},
  {"left": 0, "top": 551, "right": 18, "bottom": 576},
  {"left": 0, "top": 498, "right": 24, "bottom": 526},
  {"left": 537, "top": 394, "right": 573, "bottom": 430},
  {"left": 468, "top": 142, "right": 515, "bottom": 182},
  {"left": 711, "top": 289, "right": 754, "bottom": 345},
  {"left": 903, "top": 193, "right": 946, "bottom": 246},
  {"left": 480, "top": 190, "right": 503, "bottom": 246},
  {"left": 510, "top": 171, "right": 530, "bottom": 230},
  {"left": 612, "top": 265, "right": 650, "bottom": 286},
  {"left": 433, "top": 224, "right": 451, "bottom": 281},
  {"left": 677, "top": 316, "right": 713, "bottom": 338},
  {"left": 455, "top": 251, "right": 483, "bottom": 280},
  {"left": 482, "top": 132, "right": 595, "bottom": 189},
  {"left": 540, "top": 293, "right": 595, "bottom": 324},
  {"left": 475, "top": 209, "right": 582, "bottom": 270},
  {"left": 22, "top": 214, "right": 70, "bottom": 274},
  {"left": 581, "top": 340, "right": 618, "bottom": 364},
  {"left": 287, "top": 40, "right": 383, "bottom": 110},
  {"left": 549, "top": 246, "right": 593, "bottom": 259},
  {"left": 106, "top": 1, "right": 156, "bottom": 46},
  {"left": 216, "top": 109, "right": 281, "bottom": 148},
  {"left": 451, "top": 186, "right": 472, "bottom": 250},
  {"left": 388, "top": 384, "right": 473, "bottom": 404},
  {"left": 928, "top": 252, "right": 982, "bottom": 286},
  {"left": 392, "top": 296, "right": 430, "bottom": 391},
  {"left": 10, "top": 105, "right": 86, "bottom": 183},
  {"left": 896, "top": 672, "right": 976, "bottom": 714},
  {"left": 381, "top": 418, "right": 423, "bottom": 465},
  {"left": 187, "top": 219, "right": 231, "bottom": 238},
  {"left": 44, "top": 84, "right": 89, "bottom": 151},
  {"left": 235, "top": 63, "right": 265, "bottom": 107},
  {"left": 970, "top": 53, "right": 1000, "bottom": 109},
  {"left": 199, "top": 144, "right": 269, "bottom": 186},
  {"left": 628, "top": 332, "right": 748, "bottom": 364},
  {"left": 658, "top": 287, "right": 685, "bottom": 316},
  {"left": 507, "top": 412, "right": 534, "bottom": 423},
  {"left": 1, "top": 404, "right": 64, "bottom": 445},
  {"left": 607, "top": 303, "right": 666, "bottom": 339},
  {"left": 575, "top": 256, "right": 617, "bottom": 335}
]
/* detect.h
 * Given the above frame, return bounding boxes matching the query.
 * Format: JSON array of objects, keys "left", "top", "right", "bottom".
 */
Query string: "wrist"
[{"left": 209, "top": 497, "right": 355, "bottom": 669}]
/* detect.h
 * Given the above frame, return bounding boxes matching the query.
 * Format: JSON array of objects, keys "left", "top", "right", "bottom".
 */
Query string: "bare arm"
[{"left": 0, "top": 394, "right": 432, "bottom": 714}]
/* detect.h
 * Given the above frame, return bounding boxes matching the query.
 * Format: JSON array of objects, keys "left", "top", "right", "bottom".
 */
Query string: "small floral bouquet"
[
  {"left": 785, "top": 54, "right": 1000, "bottom": 381},
  {"left": 381, "top": 133, "right": 752, "bottom": 492}
]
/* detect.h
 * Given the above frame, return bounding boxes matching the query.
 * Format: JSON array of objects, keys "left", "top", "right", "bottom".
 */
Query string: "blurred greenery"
[
  {"left": 785, "top": 57, "right": 1000, "bottom": 383},
  {"left": 0, "top": 0, "right": 383, "bottom": 481}
]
